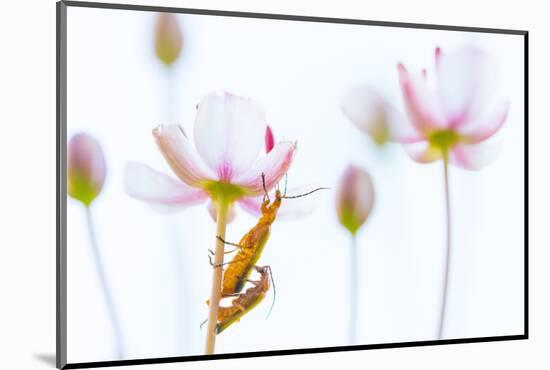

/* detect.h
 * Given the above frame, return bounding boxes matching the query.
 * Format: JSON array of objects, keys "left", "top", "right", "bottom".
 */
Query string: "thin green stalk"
[
  {"left": 349, "top": 233, "right": 358, "bottom": 344},
  {"left": 437, "top": 153, "right": 452, "bottom": 340},
  {"left": 162, "top": 68, "right": 189, "bottom": 350},
  {"left": 84, "top": 206, "right": 124, "bottom": 359},
  {"left": 204, "top": 200, "right": 230, "bottom": 354}
]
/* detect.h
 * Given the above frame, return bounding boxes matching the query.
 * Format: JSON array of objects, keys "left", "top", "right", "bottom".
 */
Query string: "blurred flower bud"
[
  {"left": 335, "top": 165, "right": 374, "bottom": 235},
  {"left": 265, "top": 125, "right": 275, "bottom": 153},
  {"left": 68, "top": 133, "right": 106, "bottom": 206},
  {"left": 154, "top": 13, "right": 182, "bottom": 66}
]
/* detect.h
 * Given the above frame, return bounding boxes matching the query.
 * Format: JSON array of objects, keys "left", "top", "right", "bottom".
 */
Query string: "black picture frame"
[{"left": 56, "top": 1, "right": 529, "bottom": 368}]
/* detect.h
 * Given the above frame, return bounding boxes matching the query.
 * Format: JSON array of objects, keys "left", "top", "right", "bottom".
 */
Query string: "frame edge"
[
  {"left": 57, "top": 1, "right": 530, "bottom": 368},
  {"left": 57, "top": 1, "right": 68, "bottom": 369},
  {"left": 62, "top": 0, "right": 527, "bottom": 35}
]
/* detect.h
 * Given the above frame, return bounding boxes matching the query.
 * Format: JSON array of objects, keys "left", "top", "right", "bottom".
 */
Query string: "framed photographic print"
[{"left": 56, "top": 1, "right": 528, "bottom": 368}]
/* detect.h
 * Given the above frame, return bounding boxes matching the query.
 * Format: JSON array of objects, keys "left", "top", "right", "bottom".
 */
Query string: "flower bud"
[
  {"left": 154, "top": 13, "right": 182, "bottom": 66},
  {"left": 335, "top": 165, "right": 374, "bottom": 235},
  {"left": 265, "top": 125, "right": 275, "bottom": 153},
  {"left": 68, "top": 133, "right": 106, "bottom": 206}
]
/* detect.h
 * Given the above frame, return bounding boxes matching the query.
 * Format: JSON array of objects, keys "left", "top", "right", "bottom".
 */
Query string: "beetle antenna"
[
  {"left": 266, "top": 266, "right": 276, "bottom": 319},
  {"left": 261, "top": 172, "right": 270, "bottom": 202},
  {"left": 282, "top": 187, "right": 330, "bottom": 199}
]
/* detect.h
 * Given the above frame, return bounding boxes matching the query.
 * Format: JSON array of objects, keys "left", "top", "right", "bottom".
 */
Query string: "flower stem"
[
  {"left": 84, "top": 206, "right": 124, "bottom": 359},
  {"left": 204, "top": 200, "right": 230, "bottom": 354},
  {"left": 349, "top": 233, "right": 358, "bottom": 344},
  {"left": 437, "top": 153, "right": 452, "bottom": 340}
]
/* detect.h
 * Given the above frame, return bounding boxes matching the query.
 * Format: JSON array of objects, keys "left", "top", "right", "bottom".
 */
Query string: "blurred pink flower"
[
  {"left": 343, "top": 46, "right": 508, "bottom": 170},
  {"left": 335, "top": 165, "right": 375, "bottom": 235},
  {"left": 343, "top": 46, "right": 510, "bottom": 340},
  {"left": 124, "top": 91, "right": 297, "bottom": 219},
  {"left": 68, "top": 132, "right": 106, "bottom": 206},
  {"left": 342, "top": 87, "right": 395, "bottom": 146}
]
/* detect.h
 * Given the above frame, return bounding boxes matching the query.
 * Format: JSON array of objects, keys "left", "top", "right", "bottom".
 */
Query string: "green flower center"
[
  {"left": 204, "top": 180, "right": 247, "bottom": 204},
  {"left": 428, "top": 129, "right": 461, "bottom": 152}
]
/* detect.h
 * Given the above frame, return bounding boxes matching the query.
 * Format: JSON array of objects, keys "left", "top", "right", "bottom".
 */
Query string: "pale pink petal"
[
  {"left": 458, "top": 100, "right": 509, "bottom": 143},
  {"left": 398, "top": 64, "right": 447, "bottom": 132},
  {"left": 265, "top": 125, "right": 275, "bottom": 153},
  {"left": 237, "top": 185, "right": 320, "bottom": 220},
  {"left": 449, "top": 141, "right": 502, "bottom": 171},
  {"left": 123, "top": 161, "right": 208, "bottom": 210},
  {"left": 435, "top": 47, "right": 442, "bottom": 64},
  {"left": 153, "top": 125, "right": 214, "bottom": 187},
  {"left": 236, "top": 196, "right": 262, "bottom": 217},
  {"left": 435, "top": 47, "right": 499, "bottom": 128},
  {"left": 341, "top": 85, "right": 423, "bottom": 144},
  {"left": 193, "top": 91, "right": 266, "bottom": 181},
  {"left": 277, "top": 184, "right": 321, "bottom": 219},
  {"left": 207, "top": 201, "right": 236, "bottom": 223},
  {"left": 233, "top": 141, "right": 297, "bottom": 196},
  {"left": 402, "top": 140, "right": 442, "bottom": 163}
]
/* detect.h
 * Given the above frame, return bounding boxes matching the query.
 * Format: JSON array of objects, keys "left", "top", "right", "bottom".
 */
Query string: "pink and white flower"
[
  {"left": 124, "top": 91, "right": 297, "bottom": 219},
  {"left": 342, "top": 46, "right": 508, "bottom": 170}
]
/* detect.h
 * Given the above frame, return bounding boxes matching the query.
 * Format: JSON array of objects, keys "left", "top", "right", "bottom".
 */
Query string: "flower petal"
[
  {"left": 341, "top": 85, "right": 423, "bottom": 144},
  {"left": 265, "top": 125, "right": 275, "bottom": 153},
  {"left": 398, "top": 63, "right": 447, "bottom": 132},
  {"left": 153, "top": 125, "right": 215, "bottom": 187},
  {"left": 459, "top": 100, "right": 509, "bottom": 143},
  {"left": 449, "top": 141, "right": 502, "bottom": 171},
  {"left": 236, "top": 196, "right": 262, "bottom": 216},
  {"left": 402, "top": 140, "right": 442, "bottom": 163},
  {"left": 123, "top": 161, "right": 208, "bottom": 210},
  {"left": 435, "top": 47, "right": 499, "bottom": 128},
  {"left": 237, "top": 185, "right": 319, "bottom": 220},
  {"left": 193, "top": 91, "right": 267, "bottom": 181},
  {"left": 233, "top": 141, "right": 296, "bottom": 196}
]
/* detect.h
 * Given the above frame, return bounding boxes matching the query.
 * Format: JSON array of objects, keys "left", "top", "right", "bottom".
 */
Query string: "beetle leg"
[
  {"left": 245, "top": 278, "right": 261, "bottom": 286},
  {"left": 208, "top": 254, "right": 232, "bottom": 267},
  {"left": 209, "top": 256, "right": 250, "bottom": 268},
  {"left": 216, "top": 236, "right": 244, "bottom": 249},
  {"left": 209, "top": 247, "right": 238, "bottom": 255}
]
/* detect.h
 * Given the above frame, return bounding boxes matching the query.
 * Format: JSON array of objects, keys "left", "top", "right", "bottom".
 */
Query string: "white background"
[
  {"left": 64, "top": 5, "right": 524, "bottom": 363},
  {"left": 0, "top": 1, "right": 544, "bottom": 370}
]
